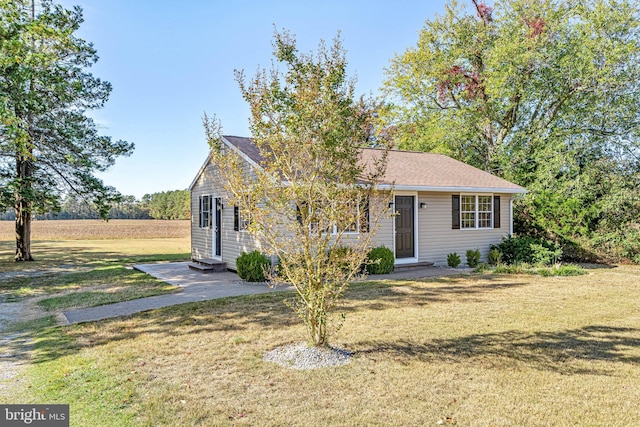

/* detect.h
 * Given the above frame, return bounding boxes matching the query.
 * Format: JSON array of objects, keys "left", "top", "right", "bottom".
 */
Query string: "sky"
[{"left": 58, "top": 0, "right": 450, "bottom": 199}]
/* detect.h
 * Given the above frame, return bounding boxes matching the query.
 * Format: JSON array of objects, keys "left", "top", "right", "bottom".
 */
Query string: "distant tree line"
[{"left": 0, "top": 190, "right": 190, "bottom": 221}]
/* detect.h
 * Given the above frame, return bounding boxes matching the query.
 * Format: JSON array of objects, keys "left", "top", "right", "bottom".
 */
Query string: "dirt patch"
[{"left": 0, "top": 298, "right": 50, "bottom": 393}]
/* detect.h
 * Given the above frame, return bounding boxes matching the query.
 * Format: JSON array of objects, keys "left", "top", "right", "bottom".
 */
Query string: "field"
[
  {"left": 0, "top": 220, "right": 190, "bottom": 321},
  {"left": 0, "top": 223, "right": 639, "bottom": 425},
  {"left": 0, "top": 220, "right": 190, "bottom": 275},
  {"left": 0, "top": 219, "right": 190, "bottom": 241}
]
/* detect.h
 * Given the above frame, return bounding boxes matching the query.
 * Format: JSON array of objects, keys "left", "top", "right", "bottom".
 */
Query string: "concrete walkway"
[
  {"left": 61, "top": 262, "right": 291, "bottom": 325},
  {"left": 61, "top": 262, "right": 467, "bottom": 325}
]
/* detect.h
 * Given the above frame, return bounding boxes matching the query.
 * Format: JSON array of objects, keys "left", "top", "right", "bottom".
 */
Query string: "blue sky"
[{"left": 59, "top": 0, "right": 450, "bottom": 198}]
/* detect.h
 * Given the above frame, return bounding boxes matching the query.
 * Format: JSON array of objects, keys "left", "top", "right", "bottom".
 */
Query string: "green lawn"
[{"left": 2, "top": 256, "right": 639, "bottom": 426}]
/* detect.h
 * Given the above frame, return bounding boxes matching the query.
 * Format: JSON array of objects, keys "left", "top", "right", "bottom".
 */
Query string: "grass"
[
  {"left": 478, "top": 262, "right": 587, "bottom": 276},
  {"left": 34, "top": 267, "right": 178, "bottom": 311},
  {"left": 0, "top": 220, "right": 189, "bottom": 306},
  {"left": 4, "top": 264, "right": 640, "bottom": 426}
]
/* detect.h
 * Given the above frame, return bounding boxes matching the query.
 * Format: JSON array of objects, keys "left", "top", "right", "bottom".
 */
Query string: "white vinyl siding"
[
  {"left": 417, "top": 192, "right": 510, "bottom": 266},
  {"left": 192, "top": 157, "right": 513, "bottom": 269},
  {"left": 191, "top": 162, "right": 259, "bottom": 270}
]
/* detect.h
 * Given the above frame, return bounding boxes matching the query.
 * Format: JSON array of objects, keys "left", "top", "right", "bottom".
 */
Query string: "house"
[{"left": 189, "top": 135, "right": 526, "bottom": 271}]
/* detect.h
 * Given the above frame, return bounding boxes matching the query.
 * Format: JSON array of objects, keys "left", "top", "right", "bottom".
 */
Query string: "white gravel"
[{"left": 263, "top": 342, "right": 352, "bottom": 370}]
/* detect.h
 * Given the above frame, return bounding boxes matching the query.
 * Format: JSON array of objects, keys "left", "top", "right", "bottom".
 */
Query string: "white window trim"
[
  {"left": 332, "top": 199, "right": 368, "bottom": 236},
  {"left": 460, "top": 193, "right": 494, "bottom": 230},
  {"left": 297, "top": 199, "right": 367, "bottom": 236},
  {"left": 200, "top": 194, "right": 212, "bottom": 229},
  {"left": 239, "top": 209, "right": 250, "bottom": 233}
]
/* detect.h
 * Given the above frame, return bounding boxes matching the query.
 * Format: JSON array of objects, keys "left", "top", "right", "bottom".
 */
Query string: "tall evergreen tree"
[{"left": 0, "top": 0, "right": 133, "bottom": 260}]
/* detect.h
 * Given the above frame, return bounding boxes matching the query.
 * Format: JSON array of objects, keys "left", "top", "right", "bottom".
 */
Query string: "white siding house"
[{"left": 189, "top": 136, "right": 526, "bottom": 271}]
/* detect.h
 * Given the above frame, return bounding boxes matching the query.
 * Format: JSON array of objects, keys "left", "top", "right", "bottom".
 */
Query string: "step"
[
  {"left": 393, "top": 261, "right": 435, "bottom": 272},
  {"left": 189, "top": 258, "right": 227, "bottom": 273}
]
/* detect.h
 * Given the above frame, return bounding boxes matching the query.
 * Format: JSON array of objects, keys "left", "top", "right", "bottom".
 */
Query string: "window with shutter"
[
  {"left": 234, "top": 206, "right": 239, "bottom": 231},
  {"left": 452, "top": 195, "right": 460, "bottom": 229},
  {"left": 454, "top": 194, "right": 494, "bottom": 230},
  {"left": 360, "top": 196, "right": 370, "bottom": 233}
]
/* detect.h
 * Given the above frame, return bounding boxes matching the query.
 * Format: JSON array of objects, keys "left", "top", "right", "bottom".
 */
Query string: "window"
[
  {"left": 459, "top": 194, "right": 493, "bottom": 230},
  {"left": 477, "top": 195, "right": 492, "bottom": 228},
  {"left": 234, "top": 206, "right": 250, "bottom": 231},
  {"left": 199, "top": 195, "right": 212, "bottom": 228},
  {"left": 461, "top": 195, "right": 476, "bottom": 229},
  {"left": 337, "top": 201, "right": 359, "bottom": 233},
  {"left": 296, "top": 196, "right": 370, "bottom": 235}
]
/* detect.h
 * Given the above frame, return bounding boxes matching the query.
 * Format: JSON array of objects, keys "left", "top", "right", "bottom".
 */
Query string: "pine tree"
[{"left": 0, "top": 0, "right": 133, "bottom": 260}]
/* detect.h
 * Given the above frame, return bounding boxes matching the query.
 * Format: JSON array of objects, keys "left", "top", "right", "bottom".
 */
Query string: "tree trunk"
[
  {"left": 14, "top": 157, "right": 34, "bottom": 262},
  {"left": 15, "top": 202, "right": 33, "bottom": 261}
]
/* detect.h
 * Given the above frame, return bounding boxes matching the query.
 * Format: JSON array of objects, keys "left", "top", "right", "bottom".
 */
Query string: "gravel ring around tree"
[{"left": 263, "top": 342, "right": 352, "bottom": 370}]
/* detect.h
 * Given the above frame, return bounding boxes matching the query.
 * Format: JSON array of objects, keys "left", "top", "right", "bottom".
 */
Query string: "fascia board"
[{"left": 376, "top": 184, "right": 527, "bottom": 194}]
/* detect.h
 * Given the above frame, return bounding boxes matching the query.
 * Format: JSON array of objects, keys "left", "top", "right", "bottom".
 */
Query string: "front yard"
[{"left": 2, "top": 262, "right": 639, "bottom": 426}]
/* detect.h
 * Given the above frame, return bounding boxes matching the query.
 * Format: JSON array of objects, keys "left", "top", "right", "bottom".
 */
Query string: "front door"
[
  {"left": 214, "top": 197, "right": 222, "bottom": 258},
  {"left": 395, "top": 195, "right": 415, "bottom": 259}
]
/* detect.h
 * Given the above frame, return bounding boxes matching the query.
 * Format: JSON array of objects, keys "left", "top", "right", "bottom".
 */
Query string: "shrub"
[
  {"left": 474, "top": 262, "right": 490, "bottom": 273},
  {"left": 530, "top": 242, "right": 562, "bottom": 266},
  {"left": 536, "top": 264, "right": 586, "bottom": 276},
  {"left": 447, "top": 252, "right": 461, "bottom": 268},
  {"left": 487, "top": 248, "right": 502, "bottom": 266},
  {"left": 549, "top": 264, "right": 586, "bottom": 276},
  {"left": 466, "top": 249, "right": 481, "bottom": 268},
  {"left": 493, "top": 262, "right": 585, "bottom": 277},
  {"left": 366, "top": 246, "right": 395, "bottom": 274},
  {"left": 236, "top": 250, "right": 271, "bottom": 282},
  {"left": 493, "top": 263, "right": 528, "bottom": 274},
  {"left": 492, "top": 235, "right": 562, "bottom": 265}
]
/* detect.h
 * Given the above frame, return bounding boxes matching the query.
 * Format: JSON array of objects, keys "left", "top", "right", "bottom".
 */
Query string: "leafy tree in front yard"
[
  {"left": 382, "top": 0, "right": 640, "bottom": 262},
  {"left": 205, "top": 30, "right": 392, "bottom": 347},
  {"left": 0, "top": 0, "right": 133, "bottom": 261}
]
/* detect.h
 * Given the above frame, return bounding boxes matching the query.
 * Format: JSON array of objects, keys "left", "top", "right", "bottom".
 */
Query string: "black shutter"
[
  {"left": 296, "top": 203, "right": 303, "bottom": 225},
  {"left": 199, "top": 196, "right": 203, "bottom": 228},
  {"left": 234, "top": 206, "right": 239, "bottom": 231},
  {"left": 493, "top": 195, "right": 501, "bottom": 229},
  {"left": 209, "top": 196, "right": 213, "bottom": 228},
  {"left": 452, "top": 195, "right": 460, "bottom": 229},
  {"left": 360, "top": 197, "right": 370, "bottom": 233}
]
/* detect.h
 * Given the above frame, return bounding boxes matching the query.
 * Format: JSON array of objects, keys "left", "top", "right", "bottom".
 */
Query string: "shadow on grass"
[
  {"left": 344, "top": 276, "right": 527, "bottom": 311},
  {"left": 356, "top": 325, "right": 640, "bottom": 375},
  {"left": 26, "top": 277, "right": 525, "bottom": 364},
  {"left": 28, "top": 290, "right": 300, "bottom": 364}
]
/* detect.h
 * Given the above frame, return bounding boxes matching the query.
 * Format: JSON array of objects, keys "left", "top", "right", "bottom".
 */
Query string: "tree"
[
  {"left": 205, "top": 30, "right": 391, "bottom": 347},
  {"left": 383, "top": 0, "right": 640, "bottom": 261},
  {"left": 0, "top": 0, "right": 133, "bottom": 260},
  {"left": 146, "top": 189, "right": 189, "bottom": 220}
]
